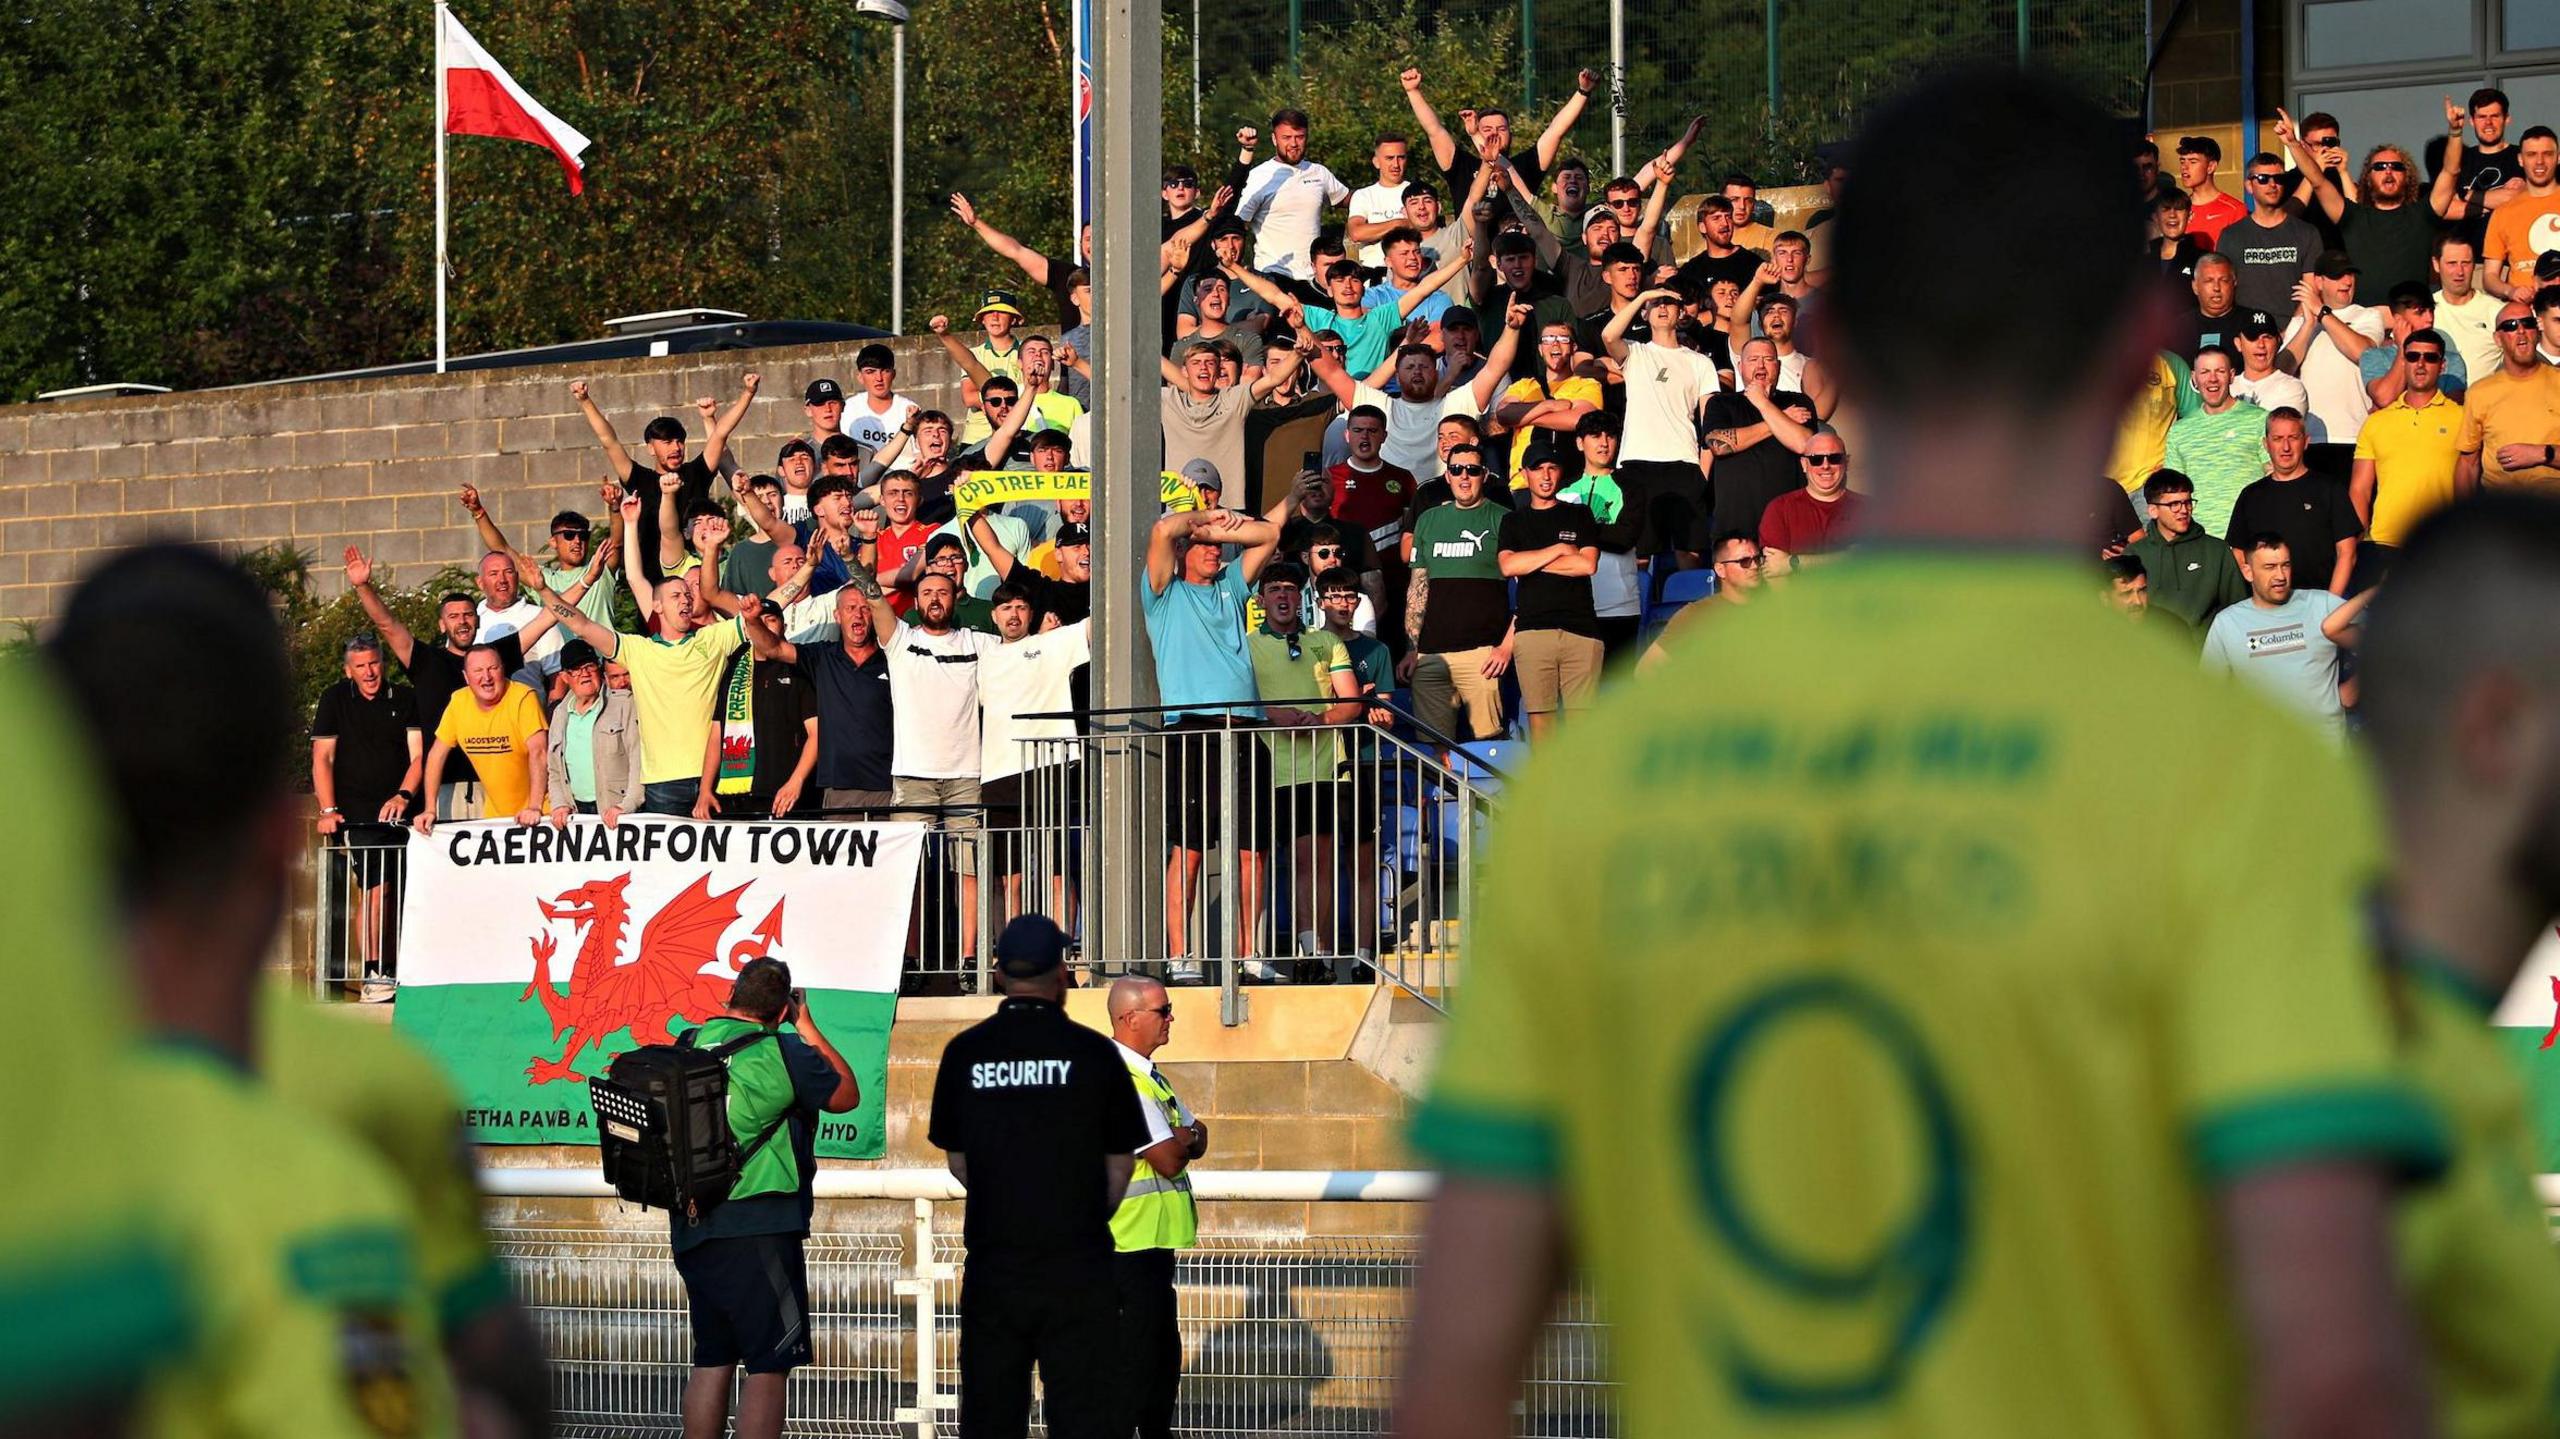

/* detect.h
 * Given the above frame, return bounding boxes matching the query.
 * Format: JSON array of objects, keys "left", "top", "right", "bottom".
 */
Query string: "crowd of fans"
[{"left": 311, "top": 72, "right": 2560, "bottom": 990}]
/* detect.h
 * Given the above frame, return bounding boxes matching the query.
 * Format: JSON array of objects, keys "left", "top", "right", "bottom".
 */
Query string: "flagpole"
[{"left": 434, "top": 0, "right": 449, "bottom": 373}]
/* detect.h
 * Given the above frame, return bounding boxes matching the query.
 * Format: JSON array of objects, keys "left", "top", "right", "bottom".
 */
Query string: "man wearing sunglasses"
[
  {"left": 2227, "top": 150, "right": 2322, "bottom": 318},
  {"left": 1107, "top": 976, "right": 1207, "bottom": 1439},
  {"left": 2351, "top": 328, "right": 2468, "bottom": 591},
  {"left": 2278, "top": 108, "right": 2447, "bottom": 297},
  {"left": 2455, "top": 301, "right": 2560, "bottom": 493},
  {"left": 1757, "top": 432, "right": 1860, "bottom": 574}
]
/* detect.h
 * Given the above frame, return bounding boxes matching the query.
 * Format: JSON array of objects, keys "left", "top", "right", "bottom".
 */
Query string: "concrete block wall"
[{"left": 0, "top": 336, "right": 975, "bottom": 627}]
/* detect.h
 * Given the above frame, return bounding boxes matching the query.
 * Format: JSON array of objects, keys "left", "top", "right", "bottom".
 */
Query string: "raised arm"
[
  {"left": 1601, "top": 288, "right": 1667, "bottom": 362},
  {"left": 697, "top": 371, "right": 760, "bottom": 473},
  {"left": 949, "top": 192, "right": 1054, "bottom": 287},
  {"left": 1529, "top": 70, "right": 1596, "bottom": 171},
  {"left": 738, "top": 602, "right": 803, "bottom": 668},
  {"left": 929, "top": 314, "right": 994, "bottom": 387},
  {"left": 1631, "top": 155, "right": 1678, "bottom": 261},
  {"left": 1631, "top": 115, "right": 1706, "bottom": 191},
  {"left": 1394, "top": 240, "right": 1475, "bottom": 321},
  {"left": 2430, "top": 97, "right": 2471, "bottom": 220},
  {"left": 568, "top": 380, "right": 638, "bottom": 479},
  {"left": 342, "top": 547, "right": 418, "bottom": 669},
  {"left": 733, "top": 474, "right": 796, "bottom": 547},
  {"left": 655, "top": 471, "right": 689, "bottom": 571},
  {"left": 1471, "top": 300, "right": 1534, "bottom": 410},
  {"left": 1399, "top": 68, "right": 1459, "bottom": 171},
  {"left": 692, "top": 527, "right": 745, "bottom": 618},
  {"left": 1246, "top": 335, "right": 1307, "bottom": 401},
  {"left": 1305, "top": 338, "right": 1360, "bottom": 408},
  {"left": 618, "top": 494, "right": 658, "bottom": 614},
  {"left": 518, "top": 554, "right": 623, "bottom": 660},
  {"left": 967, "top": 510, "right": 1025, "bottom": 582}
]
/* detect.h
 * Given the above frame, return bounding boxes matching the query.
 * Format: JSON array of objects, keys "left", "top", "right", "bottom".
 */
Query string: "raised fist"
[
  {"left": 458, "top": 483, "right": 484, "bottom": 515},
  {"left": 1399, "top": 67, "right": 1423, "bottom": 92},
  {"left": 930, "top": 314, "right": 951, "bottom": 335},
  {"left": 568, "top": 379, "right": 590, "bottom": 402},
  {"left": 741, "top": 371, "right": 762, "bottom": 390},
  {"left": 1577, "top": 67, "right": 1598, "bottom": 94},
  {"left": 1236, "top": 126, "right": 1259, "bottom": 152}
]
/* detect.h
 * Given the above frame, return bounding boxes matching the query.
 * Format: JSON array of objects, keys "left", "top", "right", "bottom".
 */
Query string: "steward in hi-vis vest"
[{"left": 1107, "top": 977, "right": 1208, "bottom": 1439}]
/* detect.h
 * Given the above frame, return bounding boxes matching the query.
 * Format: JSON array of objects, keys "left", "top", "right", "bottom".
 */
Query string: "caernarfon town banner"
[{"left": 395, "top": 817, "right": 924, "bottom": 1159}]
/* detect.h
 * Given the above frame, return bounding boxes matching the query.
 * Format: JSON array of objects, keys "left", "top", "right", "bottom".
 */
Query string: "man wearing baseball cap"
[
  {"left": 929, "top": 914, "right": 1146, "bottom": 1439},
  {"left": 2228, "top": 309, "right": 2310, "bottom": 418},
  {"left": 2279, "top": 247, "right": 2387, "bottom": 444},
  {"left": 803, "top": 379, "right": 847, "bottom": 455}
]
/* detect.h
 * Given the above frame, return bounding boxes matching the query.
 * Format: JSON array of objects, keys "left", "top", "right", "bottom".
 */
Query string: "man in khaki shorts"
[
  {"left": 1400, "top": 442, "right": 1514, "bottom": 744},
  {"left": 1497, "top": 441, "right": 1605, "bottom": 739}
]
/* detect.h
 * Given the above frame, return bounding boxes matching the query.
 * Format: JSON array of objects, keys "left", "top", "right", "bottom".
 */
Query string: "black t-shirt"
[
  {"left": 626, "top": 456, "right": 720, "bottom": 586},
  {"left": 1700, "top": 390, "right": 1813, "bottom": 542},
  {"left": 715, "top": 652, "right": 817, "bottom": 805},
  {"left": 2427, "top": 139, "right": 2518, "bottom": 247},
  {"left": 1444, "top": 148, "right": 1546, "bottom": 211},
  {"left": 2154, "top": 234, "right": 2213, "bottom": 289},
  {"left": 800, "top": 643, "right": 894, "bottom": 794},
  {"left": 311, "top": 679, "right": 421, "bottom": 821},
  {"left": 2179, "top": 305, "right": 2243, "bottom": 362},
  {"left": 2336, "top": 200, "right": 2441, "bottom": 299},
  {"left": 927, "top": 997, "right": 1150, "bottom": 1264},
  {"left": 1039, "top": 251, "right": 1087, "bottom": 327},
  {"left": 1671, "top": 246, "right": 1766, "bottom": 307},
  {"left": 1498, "top": 501, "right": 1602, "bottom": 637},
  {"left": 402, "top": 632, "right": 526, "bottom": 788},
  {"left": 2225, "top": 472, "right": 2365, "bottom": 594}
]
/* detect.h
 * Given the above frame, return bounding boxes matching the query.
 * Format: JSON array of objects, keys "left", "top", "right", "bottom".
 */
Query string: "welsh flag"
[
  {"left": 393, "top": 818, "right": 924, "bottom": 1159},
  {"left": 440, "top": 8, "right": 592, "bottom": 194},
  {"left": 2495, "top": 929, "right": 2560, "bottom": 1172}
]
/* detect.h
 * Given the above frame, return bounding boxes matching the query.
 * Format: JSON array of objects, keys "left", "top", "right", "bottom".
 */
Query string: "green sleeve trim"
[
  {"left": 0, "top": 1246, "right": 193, "bottom": 1407},
  {"left": 1408, "top": 1098, "right": 1563, "bottom": 1182},
  {"left": 438, "top": 1254, "right": 515, "bottom": 1336},
  {"left": 2190, "top": 1083, "right": 2451, "bottom": 1185}
]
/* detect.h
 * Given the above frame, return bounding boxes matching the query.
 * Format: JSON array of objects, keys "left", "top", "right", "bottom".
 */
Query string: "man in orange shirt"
[{"left": 2482, "top": 126, "right": 2560, "bottom": 300}]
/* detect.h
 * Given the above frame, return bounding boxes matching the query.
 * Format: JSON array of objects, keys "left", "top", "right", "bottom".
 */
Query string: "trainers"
[
  {"left": 1166, "top": 962, "right": 1209, "bottom": 986},
  {"left": 1244, "top": 959, "right": 1288, "bottom": 983},
  {"left": 359, "top": 963, "right": 395, "bottom": 1004}
]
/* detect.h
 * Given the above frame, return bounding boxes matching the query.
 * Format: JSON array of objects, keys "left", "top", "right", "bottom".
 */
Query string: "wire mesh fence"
[{"left": 505, "top": 1221, "right": 1611, "bottom": 1437}]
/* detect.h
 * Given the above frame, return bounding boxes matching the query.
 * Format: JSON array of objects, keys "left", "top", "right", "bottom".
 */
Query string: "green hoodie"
[{"left": 2128, "top": 520, "right": 2248, "bottom": 634}]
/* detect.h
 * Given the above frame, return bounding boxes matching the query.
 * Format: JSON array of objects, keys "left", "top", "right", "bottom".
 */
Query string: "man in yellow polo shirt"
[
  {"left": 2358, "top": 494, "right": 2560, "bottom": 1439},
  {"left": 1395, "top": 71, "right": 2449, "bottom": 1439},
  {"left": 420, "top": 646, "right": 548, "bottom": 828},
  {"left": 519, "top": 553, "right": 746, "bottom": 815},
  {"left": 2456, "top": 299, "right": 2560, "bottom": 492},
  {"left": 2351, "top": 325, "right": 2468, "bottom": 590}
]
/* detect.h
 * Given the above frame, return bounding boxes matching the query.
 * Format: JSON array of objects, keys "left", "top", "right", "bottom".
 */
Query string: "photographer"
[{"left": 673, "top": 959, "right": 861, "bottom": 1439}]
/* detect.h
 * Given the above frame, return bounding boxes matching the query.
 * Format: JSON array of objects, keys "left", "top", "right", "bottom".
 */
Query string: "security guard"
[
  {"left": 929, "top": 915, "right": 1150, "bottom": 1439},
  {"left": 1106, "top": 978, "right": 1204, "bottom": 1439}
]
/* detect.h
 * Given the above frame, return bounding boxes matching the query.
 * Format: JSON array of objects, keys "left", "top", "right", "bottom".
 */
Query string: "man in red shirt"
[
  {"left": 2179, "top": 135, "right": 2246, "bottom": 247},
  {"left": 1328, "top": 405, "right": 1416, "bottom": 544},
  {"left": 873, "top": 471, "right": 937, "bottom": 615},
  {"left": 1757, "top": 430, "right": 1861, "bottom": 574}
]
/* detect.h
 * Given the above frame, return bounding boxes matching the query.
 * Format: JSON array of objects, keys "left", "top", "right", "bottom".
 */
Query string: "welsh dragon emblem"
[{"left": 519, "top": 872, "right": 786, "bottom": 1083}]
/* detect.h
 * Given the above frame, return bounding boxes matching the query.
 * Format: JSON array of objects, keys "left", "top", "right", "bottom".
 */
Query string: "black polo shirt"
[
  {"left": 310, "top": 679, "right": 422, "bottom": 820},
  {"left": 401, "top": 632, "right": 525, "bottom": 788},
  {"left": 927, "top": 996, "right": 1148, "bottom": 1265},
  {"left": 801, "top": 642, "right": 894, "bottom": 793},
  {"left": 1498, "top": 501, "right": 1602, "bottom": 637}
]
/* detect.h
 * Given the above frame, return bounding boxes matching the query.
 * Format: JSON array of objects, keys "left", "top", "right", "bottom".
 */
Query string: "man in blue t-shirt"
[
  {"left": 1141, "top": 499, "right": 1285, "bottom": 982},
  {"left": 670, "top": 958, "right": 860, "bottom": 1439},
  {"left": 2202, "top": 534, "right": 2378, "bottom": 738}
]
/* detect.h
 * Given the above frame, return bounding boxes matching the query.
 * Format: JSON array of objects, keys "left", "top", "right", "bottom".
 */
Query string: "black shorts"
[
  {"left": 674, "top": 1232, "right": 812, "bottom": 1374},
  {"left": 1162, "top": 720, "right": 1273, "bottom": 852},
  {"left": 1616, "top": 458, "right": 1712, "bottom": 558}
]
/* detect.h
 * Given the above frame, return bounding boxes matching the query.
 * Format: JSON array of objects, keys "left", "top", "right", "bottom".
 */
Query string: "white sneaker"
[
  {"left": 1166, "top": 962, "right": 1209, "bottom": 986},
  {"left": 359, "top": 964, "right": 395, "bottom": 1004},
  {"left": 1244, "top": 959, "right": 1287, "bottom": 983}
]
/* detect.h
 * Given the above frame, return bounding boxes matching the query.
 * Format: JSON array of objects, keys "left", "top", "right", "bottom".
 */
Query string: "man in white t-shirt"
[
  {"left": 976, "top": 597, "right": 1090, "bottom": 907},
  {"left": 2431, "top": 233, "right": 2506, "bottom": 381},
  {"left": 1347, "top": 134, "right": 1416, "bottom": 267},
  {"left": 868, "top": 569, "right": 1001, "bottom": 976},
  {"left": 840, "top": 343, "right": 919, "bottom": 457},
  {"left": 2278, "top": 249, "right": 2387, "bottom": 445},
  {"left": 1602, "top": 287, "right": 1724, "bottom": 566},
  {"left": 1236, "top": 109, "right": 1350, "bottom": 280},
  {"left": 1304, "top": 302, "right": 1528, "bottom": 480},
  {"left": 2229, "top": 311, "right": 2310, "bottom": 419},
  {"left": 473, "top": 548, "right": 564, "bottom": 677}
]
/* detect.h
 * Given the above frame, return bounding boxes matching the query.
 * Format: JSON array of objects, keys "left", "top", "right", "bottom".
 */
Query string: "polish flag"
[{"left": 439, "top": 9, "right": 592, "bottom": 194}]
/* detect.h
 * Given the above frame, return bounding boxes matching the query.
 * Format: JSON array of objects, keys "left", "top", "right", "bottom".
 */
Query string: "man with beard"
[
  {"left": 2356, "top": 494, "right": 2560, "bottom": 1436},
  {"left": 345, "top": 547, "right": 564, "bottom": 820},
  {"left": 2278, "top": 109, "right": 2451, "bottom": 296},
  {"left": 2202, "top": 535, "right": 2374, "bottom": 736}
]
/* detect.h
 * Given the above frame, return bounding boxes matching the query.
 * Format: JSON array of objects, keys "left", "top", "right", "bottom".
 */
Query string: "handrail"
[
  {"left": 1019, "top": 695, "right": 1511, "bottom": 778},
  {"left": 481, "top": 1166, "right": 1437, "bottom": 1202}
]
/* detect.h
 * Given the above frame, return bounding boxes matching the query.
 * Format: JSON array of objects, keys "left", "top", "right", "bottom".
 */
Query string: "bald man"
[
  {"left": 1108, "top": 978, "right": 1205, "bottom": 1439},
  {"left": 2357, "top": 492, "right": 2560, "bottom": 1431}
]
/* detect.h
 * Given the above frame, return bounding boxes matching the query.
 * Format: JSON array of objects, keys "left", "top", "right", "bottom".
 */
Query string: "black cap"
[
  {"left": 804, "top": 378, "right": 845, "bottom": 405},
  {"left": 2535, "top": 250, "right": 2560, "bottom": 282},
  {"left": 1207, "top": 215, "right": 1251, "bottom": 242},
  {"left": 1053, "top": 521, "right": 1092, "bottom": 547},
  {"left": 558, "top": 639, "right": 602, "bottom": 673},
  {"left": 994, "top": 914, "right": 1070, "bottom": 978},
  {"left": 1521, "top": 439, "right": 1566, "bottom": 469},
  {"left": 2233, "top": 308, "right": 2280, "bottom": 340},
  {"left": 2312, "top": 248, "right": 2359, "bottom": 279},
  {"left": 1440, "top": 305, "right": 1481, "bottom": 333}
]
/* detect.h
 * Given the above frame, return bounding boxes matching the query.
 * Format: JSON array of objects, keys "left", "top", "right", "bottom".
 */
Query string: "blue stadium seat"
[{"left": 1658, "top": 567, "right": 1716, "bottom": 607}]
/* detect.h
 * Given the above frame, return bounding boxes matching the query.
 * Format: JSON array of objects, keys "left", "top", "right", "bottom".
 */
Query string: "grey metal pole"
[
  {"left": 891, "top": 23, "right": 907, "bottom": 335},
  {"left": 1088, "top": 0, "right": 1165, "bottom": 973},
  {"left": 1192, "top": 0, "right": 1202, "bottom": 142}
]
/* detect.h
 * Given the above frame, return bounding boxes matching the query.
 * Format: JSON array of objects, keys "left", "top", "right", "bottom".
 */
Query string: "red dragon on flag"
[{"left": 518, "top": 872, "right": 786, "bottom": 1083}]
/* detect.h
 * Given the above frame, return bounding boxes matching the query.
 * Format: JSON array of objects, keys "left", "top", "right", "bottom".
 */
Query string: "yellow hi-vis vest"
[{"left": 1111, "top": 1060, "right": 1199, "bottom": 1252}]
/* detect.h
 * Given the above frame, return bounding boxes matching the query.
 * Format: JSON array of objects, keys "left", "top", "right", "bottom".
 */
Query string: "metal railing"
[
  {"left": 488, "top": 1168, "right": 1612, "bottom": 1439},
  {"left": 312, "top": 711, "right": 1503, "bottom": 1018}
]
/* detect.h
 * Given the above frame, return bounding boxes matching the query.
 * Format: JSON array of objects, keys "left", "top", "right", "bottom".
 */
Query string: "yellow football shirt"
[
  {"left": 2355, "top": 389, "right": 2466, "bottom": 547},
  {"left": 2391, "top": 954, "right": 2560, "bottom": 1439},
  {"left": 262, "top": 988, "right": 510, "bottom": 1335},
  {"left": 1414, "top": 553, "right": 2445, "bottom": 1439},
  {"left": 611, "top": 617, "right": 747, "bottom": 783},
  {"left": 134, "top": 1045, "right": 457, "bottom": 1439},
  {"left": 1500, "top": 376, "right": 1605, "bottom": 479},
  {"left": 0, "top": 661, "right": 193, "bottom": 1419}
]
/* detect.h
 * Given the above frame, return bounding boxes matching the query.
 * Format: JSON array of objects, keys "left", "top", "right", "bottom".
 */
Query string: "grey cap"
[{"left": 1178, "top": 458, "right": 1222, "bottom": 494}]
